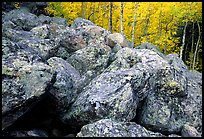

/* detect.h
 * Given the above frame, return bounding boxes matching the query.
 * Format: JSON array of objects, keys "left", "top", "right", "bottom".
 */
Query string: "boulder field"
[{"left": 2, "top": 3, "right": 202, "bottom": 137}]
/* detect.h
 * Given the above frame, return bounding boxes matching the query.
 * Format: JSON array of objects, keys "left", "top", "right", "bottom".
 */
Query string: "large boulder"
[
  {"left": 136, "top": 53, "right": 202, "bottom": 135},
  {"left": 67, "top": 43, "right": 111, "bottom": 90},
  {"left": 2, "top": 8, "right": 39, "bottom": 31},
  {"left": 135, "top": 42, "right": 165, "bottom": 58},
  {"left": 2, "top": 61, "right": 54, "bottom": 130},
  {"left": 60, "top": 47, "right": 171, "bottom": 127},
  {"left": 77, "top": 119, "right": 180, "bottom": 137},
  {"left": 47, "top": 57, "right": 81, "bottom": 113}
]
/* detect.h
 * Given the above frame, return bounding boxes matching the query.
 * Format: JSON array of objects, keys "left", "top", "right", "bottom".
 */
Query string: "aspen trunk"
[
  {"left": 93, "top": 3, "right": 95, "bottom": 23},
  {"left": 120, "top": 2, "right": 124, "bottom": 34},
  {"left": 131, "top": 2, "right": 138, "bottom": 48},
  {"left": 193, "top": 22, "right": 201, "bottom": 70},
  {"left": 190, "top": 22, "right": 194, "bottom": 69},
  {"left": 109, "top": 2, "right": 113, "bottom": 33},
  {"left": 81, "top": 2, "right": 85, "bottom": 18},
  {"left": 157, "top": 3, "right": 163, "bottom": 40},
  {"left": 179, "top": 21, "right": 188, "bottom": 60}
]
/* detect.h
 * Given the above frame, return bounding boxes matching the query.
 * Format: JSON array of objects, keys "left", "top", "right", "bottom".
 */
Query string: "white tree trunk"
[
  {"left": 179, "top": 21, "right": 188, "bottom": 59},
  {"left": 192, "top": 22, "right": 201, "bottom": 70},
  {"left": 81, "top": 2, "right": 85, "bottom": 18},
  {"left": 190, "top": 22, "right": 194, "bottom": 69},
  {"left": 131, "top": 2, "right": 138, "bottom": 48},
  {"left": 120, "top": 2, "right": 124, "bottom": 34}
]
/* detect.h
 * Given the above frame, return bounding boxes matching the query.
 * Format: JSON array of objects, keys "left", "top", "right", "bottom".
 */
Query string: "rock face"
[{"left": 2, "top": 3, "right": 202, "bottom": 137}]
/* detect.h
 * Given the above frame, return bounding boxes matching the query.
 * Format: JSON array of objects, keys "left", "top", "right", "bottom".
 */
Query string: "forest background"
[{"left": 43, "top": 2, "right": 202, "bottom": 72}]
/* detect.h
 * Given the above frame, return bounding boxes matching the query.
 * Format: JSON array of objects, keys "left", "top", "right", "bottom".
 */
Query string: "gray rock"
[
  {"left": 106, "top": 33, "right": 129, "bottom": 48},
  {"left": 59, "top": 27, "right": 87, "bottom": 53},
  {"left": 3, "top": 8, "right": 39, "bottom": 31},
  {"left": 61, "top": 47, "right": 173, "bottom": 128},
  {"left": 18, "top": 38, "right": 58, "bottom": 60},
  {"left": 76, "top": 25, "right": 111, "bottom": 46},
  {"left": 2, "top": 20, "right": 22, "bottom": 30},
  {"left": 2, "top": 62, "right": 54, "bottom": 130},
  {"left": 67, "top": 44, "right": 111, "bottom": 90},
  {"left": 181, "top": 124, "right": 201, "bottom": 137},
  {"left": 2, "top": 28, "right": 36, "bottom": 42},
  {"left": 47, "top": 57, "right": 81, "bottom": 112},
  {"left": 31, "top": 24, "right": 50, "bottom": 39},
  {"left": 136, "top": 42, "right": 165, "bottom": 58},
  {"left": 38, "top": 14, "right": 52, "bottom": 25},
  {"left": 50, "top": 17, "right": 68, "bottom": 27},
  {"left": 77, "top": 119, "right": 165, "bottom": 137},
  {"left": 71, "top": 17, "right": 95, "bottom": 28},
  {"left": 61, "top": 69, "right": 139, "bottom": 126},
  {"left": 136, "top": 54, "right": 202, "bottom": 134}
]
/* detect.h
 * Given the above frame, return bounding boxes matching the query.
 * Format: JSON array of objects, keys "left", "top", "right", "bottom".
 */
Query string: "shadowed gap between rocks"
[
  {"left": 1, "top": 93, "right": 81, "bottom": 137},
  {"left": 1, "top": 71, "right": 82, "bottom": 137}
]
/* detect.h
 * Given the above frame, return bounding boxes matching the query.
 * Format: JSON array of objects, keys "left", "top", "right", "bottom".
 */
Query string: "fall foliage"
[{"left": 44, "top": 2, "right": 202, "bottom": 72}]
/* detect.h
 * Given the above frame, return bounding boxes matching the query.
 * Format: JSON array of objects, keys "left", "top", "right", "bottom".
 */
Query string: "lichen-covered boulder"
[
  {"left": 2, "top": 28, "right": 36, "bottom": 42},
  {"left": 67, "top": 44, "right": 111, "bottom": 89},
  {"left": 2, "top": 62, "right": 54, "bottom": 130},
  {"left": 181, "top": 123, "right": 201, "bottom": 137},
  {"left": 50, "top": 17, "right": 68, "bottom": 27},
  {"left": 3, "top": 8, "right": 39, "bottom": 31},
  {"left": 59, "top": 27, "right": 87, "bottom": 53},
  {"left": 2, "top": 36, "right": 55, "bottom": 130},
  {"left": 47, "top": 57, "right": 81, "bottom": 112},
  {"left": 38, "top": 14, "right": 52, "bottom": 25},
  {"left": 61, "top": 47, "right": 173, "bottom": 128},
  {"left": 61, "top": 69, "right": 139, "bottom": 126},
  {"left": 2, "top": 20, "right": 23, "bottom": 30},
  {"left": 18, "top": 38, "right": 57, "bottom": 60},
  {"left": 70, "top": 17, "right": 95, "bottom": 28},
  {"left": 106, "top": 33, "right": 129, "bottom": 48},
  {"left": 104, "top": 47, "right": 142, "bottom": 73},
  {"left": 136, "top": 54, "right": 202, "bottom": 135},
  {"left": 76, "top": 119, "right": 166, "bottom": 137},
  {"left": 135, "top": 42, "right": 165, "bottom": 58},
  {"left": 75, "top": 25, "right": 111, "bottom": 46},
  {"left": 31, "top": 24, "right": 50, "bottom": 39}
]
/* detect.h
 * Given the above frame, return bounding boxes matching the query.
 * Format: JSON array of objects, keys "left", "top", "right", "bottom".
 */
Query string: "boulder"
[
  {"left": 106, "top": 33, "right": 129, "bottom": 48},
  {"left": 136, "top": 54, "right": 201, "bottom": 135},
  {"left": 76, "top": 119, "right": 166, "bottom": 137},
  {"left": 3, "top": 8, "right": 39, "bottom": 31},
  {"left": 47, "top": 57, "right": 81, "bottom": 112},
  {"left": 181, "top": 124, "right": 201, "bottom": 137},
  {"left": 71, "top": 17, "right": 95, "bottom": 28},
  {"left": 67, "top": 43, "right": 111, "bottom": 90},
  {"left": 50, "top": 17, "right": 68, "bottom": 27},
  {"left": 31, "top": 24, "right": 50, "bottom": 39},
  {"left": 135, "top": 42, "right": 165, "bottom": 58},
  {"left": 2, "top": 62, "right": 54, "bottom": 130},
  {"left": 60, "top": 48, "right": 171, "bottom": 127}
]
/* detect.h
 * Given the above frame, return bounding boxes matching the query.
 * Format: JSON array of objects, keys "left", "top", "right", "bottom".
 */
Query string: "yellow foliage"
[{"left": 45, "top": 2, "right": 202, "bottom": 71}]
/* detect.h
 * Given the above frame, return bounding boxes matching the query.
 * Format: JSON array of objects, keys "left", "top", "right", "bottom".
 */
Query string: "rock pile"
[{"left": 2, "top": 2, "right": 202, "bottom": 137}]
